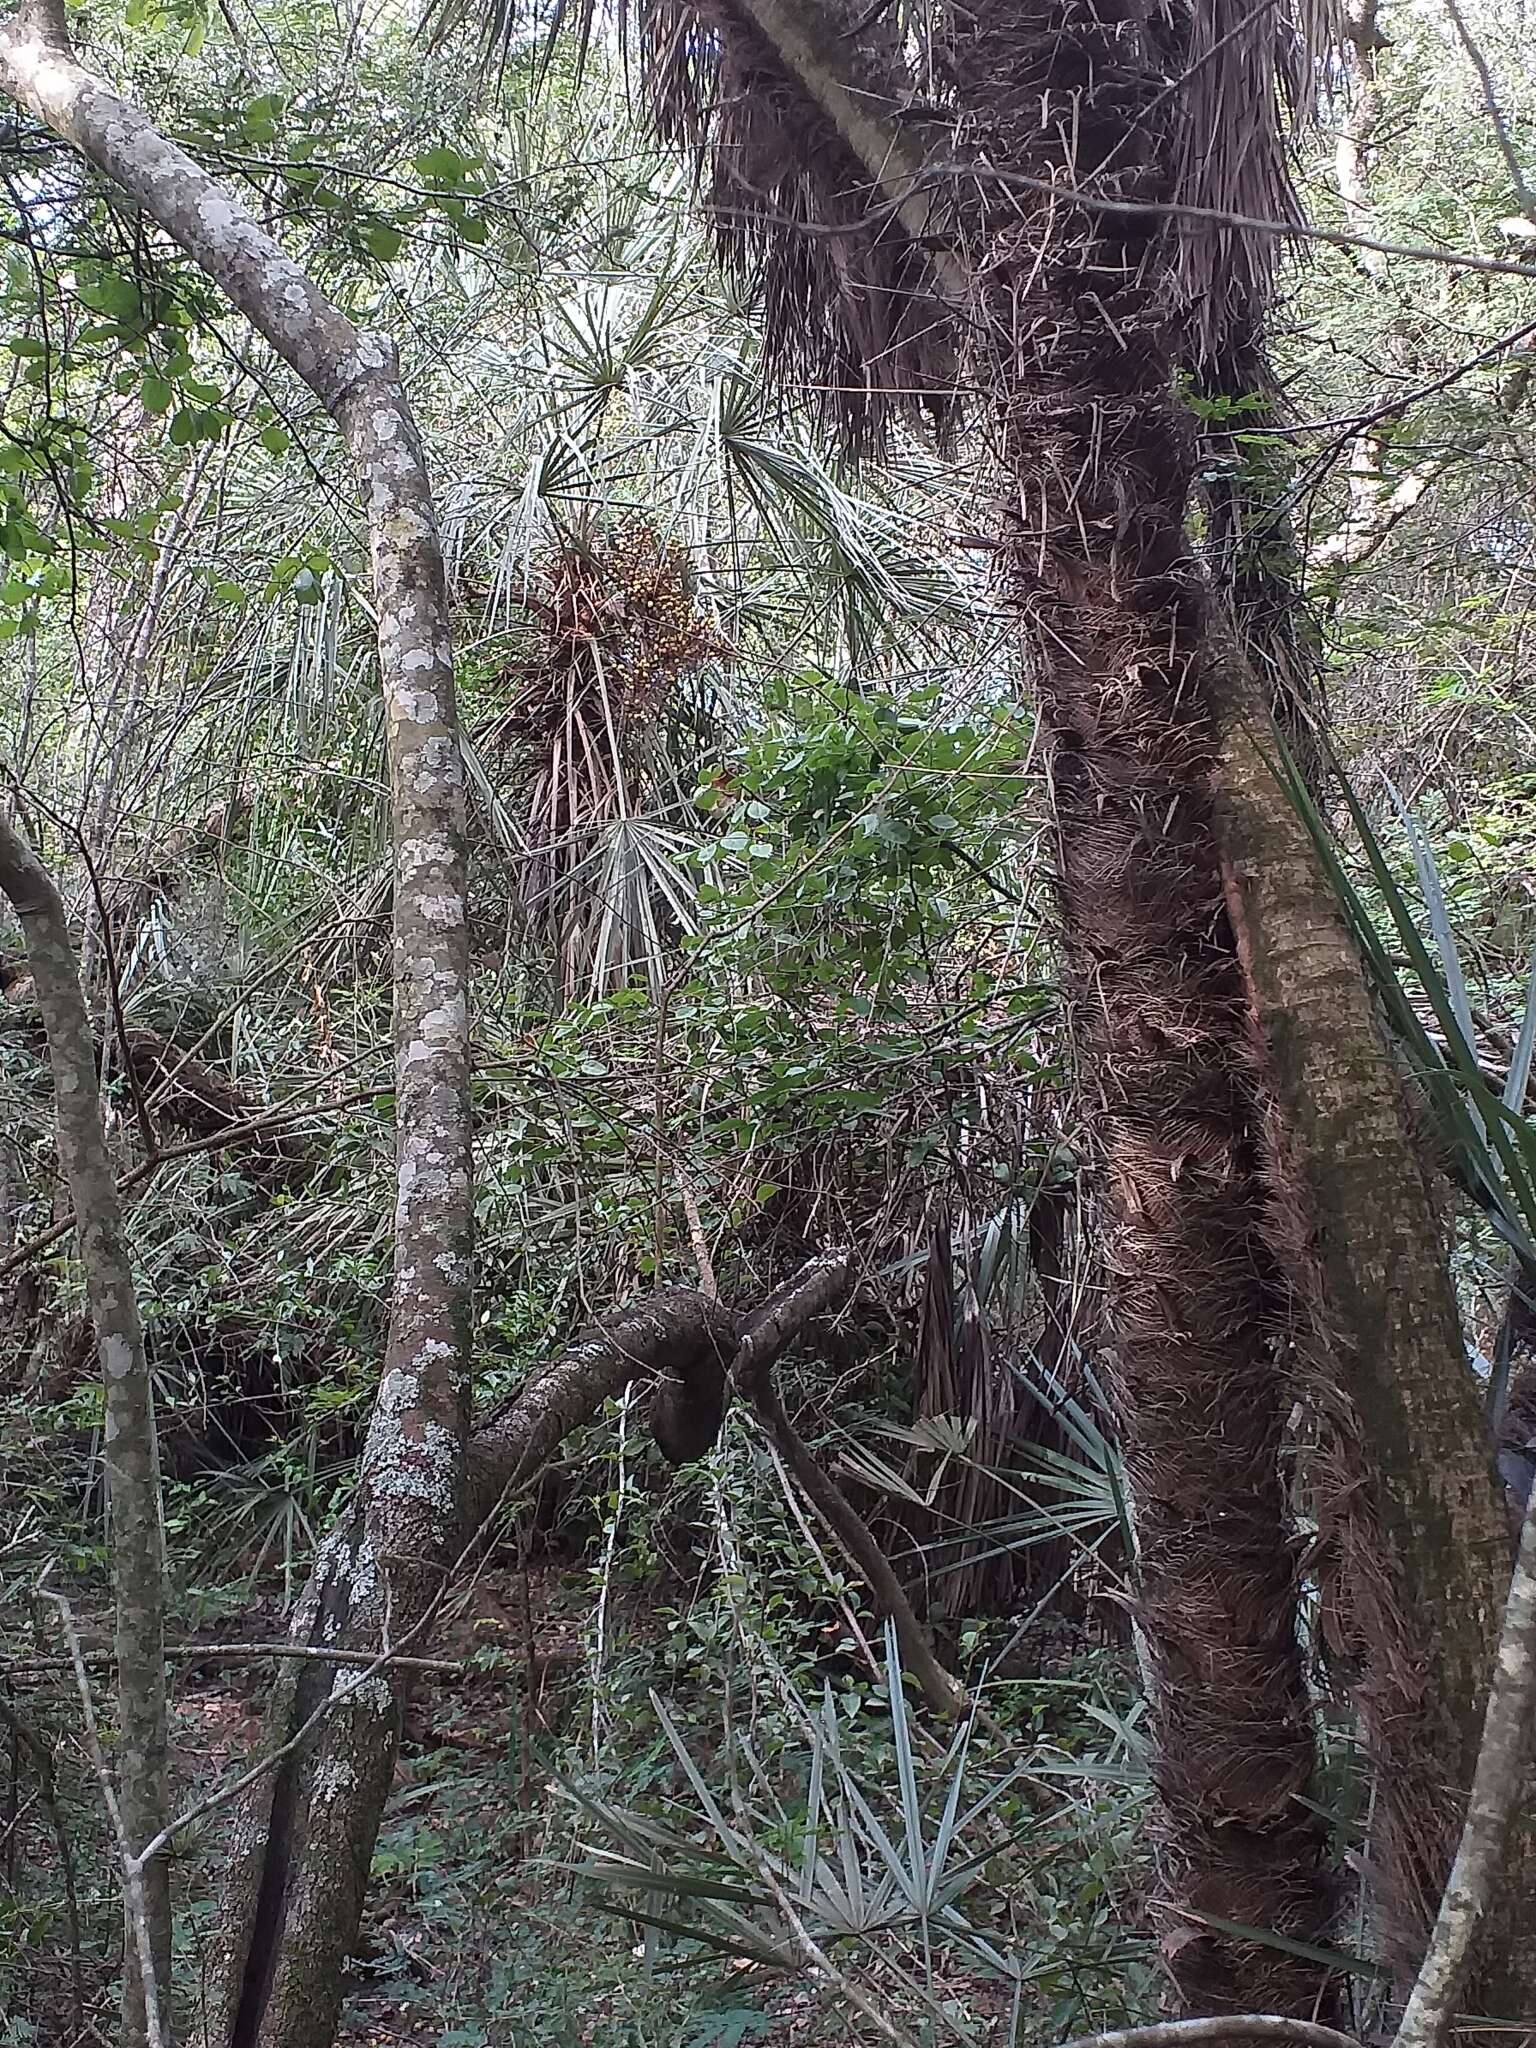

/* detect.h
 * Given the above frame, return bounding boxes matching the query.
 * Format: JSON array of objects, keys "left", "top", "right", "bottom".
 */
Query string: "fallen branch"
[
  {"left": 1052, "top": 2023, "right": 1361, "bottom": 2048},
  {"left": 731, "top": 1271, "right": 970, "bottom": 1722}
]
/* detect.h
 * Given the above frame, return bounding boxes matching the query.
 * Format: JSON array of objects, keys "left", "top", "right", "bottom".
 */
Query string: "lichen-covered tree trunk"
[
  {"left": 1210, "top": 652, "right": 1536, "bottom": 2012},
  {"left": 0, "top": 9, "right": 473, "bottom": 2044},
  {"left": 952, "top": 5, "right": 1330, "bottom": 2014},
  {"left": 0, "top": 810, "right": 171, "bottom": 2048}
]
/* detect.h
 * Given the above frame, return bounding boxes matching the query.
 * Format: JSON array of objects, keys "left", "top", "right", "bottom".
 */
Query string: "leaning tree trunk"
[
  {"left": 1186, "top": 220, "right": 1536, "bottom": 1995},
  {"left": 1189, "top": 287, "right": 1535, "bottom": 2013},
  {"left": 0, "top": 810, "right": 171, "bottom": 2048},
  {"left": 1210, "top": 641, "right": 1536, "bottom": 2014},
  {"left": 0, "top": 8, "right": 474, "bottom": 2045}
]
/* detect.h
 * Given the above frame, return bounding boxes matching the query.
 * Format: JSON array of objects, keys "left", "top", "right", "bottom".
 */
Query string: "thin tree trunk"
[
  {"left": 1210, "top": 645, "right": 1536, "bottom": 2010},
  {"left": 0, "top": 808, "right": 171, "bottom": 2048},
  {"left": 0, "top": 11, "right": 473, "bottom": 2045},
  {"left": 1496, "top": 1277, "right": 1536, "bottom": 1508}
]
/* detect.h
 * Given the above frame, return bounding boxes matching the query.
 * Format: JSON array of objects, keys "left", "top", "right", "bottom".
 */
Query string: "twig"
[
  {"left": 677, "top": 1174, "right": 718, "bottom": 1300},
  {"left": 752, "top": 1850, "right": 926, "bottom": 2048},
  {"left": 965, "top": 162, "right": 1536, "bottom": 284},
  {"left": 717, "top": 157, "right": 1536, "bottom": 285},
  {"left": 127, "top": 1582, "right": 460, "bottom": 1872},
  {"left": 40, "top": 1585, "right": 168, "bottom": 2048}
]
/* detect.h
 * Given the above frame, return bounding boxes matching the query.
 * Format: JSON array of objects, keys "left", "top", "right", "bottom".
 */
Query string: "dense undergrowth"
[{"left": 5, "top": 0, "right": 1536, "bottom": 2040}]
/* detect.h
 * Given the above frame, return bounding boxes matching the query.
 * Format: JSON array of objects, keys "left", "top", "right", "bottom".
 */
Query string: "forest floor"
[
  {"left": 154, "top": 1564, "right": 1026, "bottom": 2047},
  {"left": 4, "top": 1538, "right": 1141, "bottom": 2046}
]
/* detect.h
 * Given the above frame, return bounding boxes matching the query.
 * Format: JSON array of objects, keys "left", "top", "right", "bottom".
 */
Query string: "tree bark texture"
[
  {"left": 0, "top": 809, "right": 172, "bottom": 2048},
  {"left": 0, "top": 8, "right": 472, "bottom": 2042},
  {"left": 950, "top": 5, "right": 1331, "bottom": 2014},
  {"left": 1210, "top": 657, "right": 1536, "bottom": 2009}
]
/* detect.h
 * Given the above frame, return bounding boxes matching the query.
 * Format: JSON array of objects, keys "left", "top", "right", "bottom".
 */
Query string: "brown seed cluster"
[{"left": 491, "top": 524, "right": 726, "bottom": 754}]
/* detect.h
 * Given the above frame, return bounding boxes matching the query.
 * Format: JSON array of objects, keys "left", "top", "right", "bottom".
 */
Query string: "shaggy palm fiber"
[
  {"left": 627, "top": 0, "right": 961, "bottom": 455},
  {"left": 479, "top": 524, "right": 724, "bottom": 990},
  {"left": 942, "top": 0, "right": 1331, "bottom": 2014}
]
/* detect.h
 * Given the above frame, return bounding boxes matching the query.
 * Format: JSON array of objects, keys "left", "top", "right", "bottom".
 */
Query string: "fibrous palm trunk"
[{"left": 952, "top": 1, "right": 1329, "bottom": 2011}]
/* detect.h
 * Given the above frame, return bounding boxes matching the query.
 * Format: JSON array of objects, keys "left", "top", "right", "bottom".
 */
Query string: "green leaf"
[
  {"left": 140, "top": 374, "right": 173, "bottom": 416},
  {"left": 365, "top": 222, "right": 404, "bottom": 263},
  {"left": 412, "top": 145, "right": 468, "bottom": 184}
]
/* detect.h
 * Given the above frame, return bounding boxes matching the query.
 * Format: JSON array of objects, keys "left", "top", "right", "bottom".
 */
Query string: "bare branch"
[
  {"left": 1441, "top": 0, "right": 1536, "bottom": 229},
  {"left": 40, "top": 1587, "right": 168, "bottom": 2048},
  {"left": 1051, "top": 2022, "right": 1361, "bottom": 2048}
]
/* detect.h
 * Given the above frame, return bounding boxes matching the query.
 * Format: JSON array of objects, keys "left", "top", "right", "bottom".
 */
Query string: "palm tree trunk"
[{"left": 953, "top": 4, "right": 1330, "bottom": 2013}]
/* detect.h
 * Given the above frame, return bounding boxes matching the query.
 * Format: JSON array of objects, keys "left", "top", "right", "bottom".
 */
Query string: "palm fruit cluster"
[{"left": 496, "top": 523, "right": 724, "bottom": 750}]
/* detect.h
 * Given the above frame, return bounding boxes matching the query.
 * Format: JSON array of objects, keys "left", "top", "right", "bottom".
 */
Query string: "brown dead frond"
[
  {"left": 614, "top": 0, "right": 961, "bottom": 455},
  {"left": 480, "top": 523, "right": 727, "bottom": 994}
]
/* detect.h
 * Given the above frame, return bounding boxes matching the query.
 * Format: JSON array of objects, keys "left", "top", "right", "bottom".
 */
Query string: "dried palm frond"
[
  {"left": 1165, "top": 0, "right": 1341, "bottom": 362},
  {"left": 643, "top": 0, "right": 962, "bottom": 456},
  {"left": 481, "top": 522, "right": 728, "bottom": 996}
]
